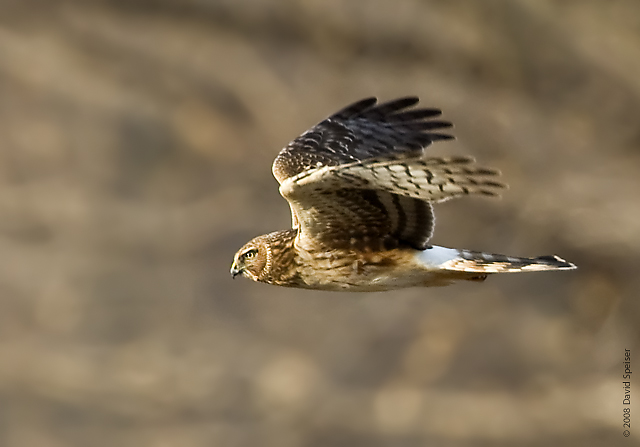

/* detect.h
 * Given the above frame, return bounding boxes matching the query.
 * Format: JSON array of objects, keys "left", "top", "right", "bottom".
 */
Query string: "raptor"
[{"left": 231, "top": 97, "right": 576, "bottom": 291}]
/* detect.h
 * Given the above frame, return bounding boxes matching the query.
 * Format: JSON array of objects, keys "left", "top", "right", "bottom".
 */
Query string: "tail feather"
[
  {"left": 418, "top": 246, "right": 577, "bottom": 274},
  {"left": 443, "top": 249, "right": 577, "bottom": 273}
]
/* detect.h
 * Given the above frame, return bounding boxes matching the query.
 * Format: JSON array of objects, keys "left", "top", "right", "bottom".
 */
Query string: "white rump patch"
[{"left": 416, "top": 246, "right": 460, "bottom": 268}]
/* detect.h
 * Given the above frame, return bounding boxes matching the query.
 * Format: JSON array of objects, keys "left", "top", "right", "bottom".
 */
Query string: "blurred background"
[{"left": 0, "top": 0, "right": 638, "bottom": 445}]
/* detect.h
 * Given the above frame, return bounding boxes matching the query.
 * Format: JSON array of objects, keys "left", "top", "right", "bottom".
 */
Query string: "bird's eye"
[{"left": 243, "top": 249, "right": 258, "bottom": 259}]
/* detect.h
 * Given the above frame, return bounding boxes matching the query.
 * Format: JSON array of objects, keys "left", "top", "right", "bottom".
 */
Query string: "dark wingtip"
[
  {"left": 535, "top": 255, "right": 577, "bottom": 270},
  {"left": 357, "top": 96, "right": 421, "bottom": 120},
  {"left": 429, "top": 133, "right": 455, "bottom": 142},
  {"left": 327, "top": 96, "right": 455, "bottom": 151},
  {"left": 331, "top": 96, "right": 451, "bottom": 126},
  {"left": 330, "top": 97, "right": 378, "bottom": 120},
  {"left": 375, "top": 96, "right": 420, "bottom": 111},
  {"left": 386, "top": 108, "right": 444, "bottom": 122}
]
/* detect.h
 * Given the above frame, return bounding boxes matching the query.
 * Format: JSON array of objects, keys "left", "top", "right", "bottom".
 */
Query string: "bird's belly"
[{"left": 299, "top": 256, "right": 450, "bottom": 292}]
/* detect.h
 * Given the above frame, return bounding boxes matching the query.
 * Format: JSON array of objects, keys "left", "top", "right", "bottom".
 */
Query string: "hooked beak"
[{"left": 230, "top": 263, "right": 243, "bottom": 279}]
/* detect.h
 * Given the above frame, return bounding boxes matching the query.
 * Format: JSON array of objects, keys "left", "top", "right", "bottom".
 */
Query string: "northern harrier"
[{"left": 230, "top": 97, "right": 576, "bottom": 291}]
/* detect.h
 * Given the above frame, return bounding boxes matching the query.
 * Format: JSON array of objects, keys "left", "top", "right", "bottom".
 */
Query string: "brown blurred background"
[{"left": 0, "top": 0, "right": 638, "bottom": 446}]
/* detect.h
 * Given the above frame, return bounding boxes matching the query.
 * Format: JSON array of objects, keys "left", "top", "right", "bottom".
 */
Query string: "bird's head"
[{"left": 230, "top": 236, "right": 271, "bottom": 281}]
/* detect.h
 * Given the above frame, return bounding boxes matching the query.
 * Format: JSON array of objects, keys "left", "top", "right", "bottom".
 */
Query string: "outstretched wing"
[
  {"left": 273, "top": 97, "right": 504, "bottom": 252},
  {"left": 280, "top": 155, "right": 504, "bottom": 251},
  {"left": 272, "top": 97, "right": 452, "bottom": 183}
]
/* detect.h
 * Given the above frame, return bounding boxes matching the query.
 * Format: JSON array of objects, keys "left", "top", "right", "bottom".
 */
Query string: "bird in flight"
[{"left": 230, "top": 97, "right": 576, "bottom": 291}]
